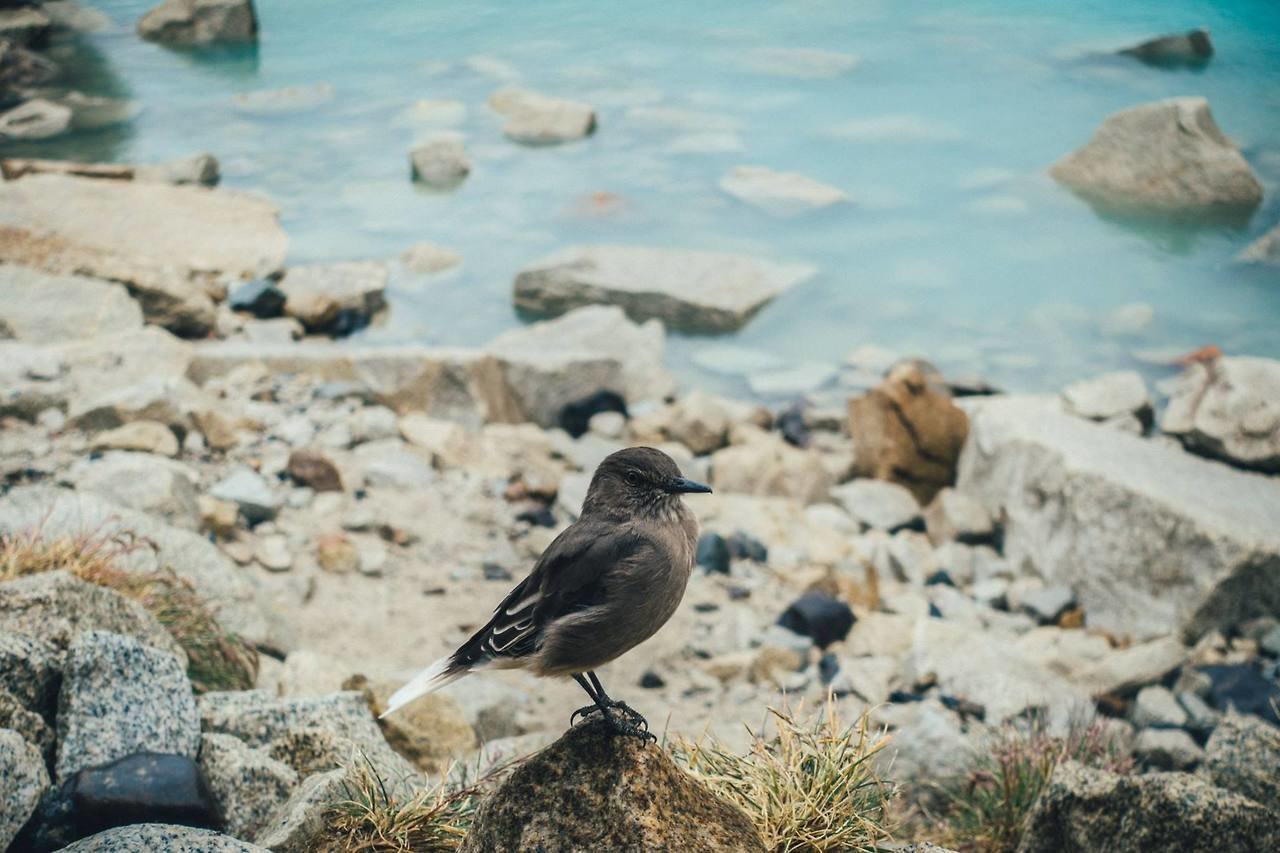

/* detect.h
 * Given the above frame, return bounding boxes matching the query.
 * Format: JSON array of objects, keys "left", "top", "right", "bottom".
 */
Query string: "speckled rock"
[
  {"left": 199, "top": 733, "right": 299, "bottom": 841},
  {"left": 60, "top": 823, "right": 268, "bottom": 851},
  {"left": 0, "top": 630, "right": 62, "bottom": 718},
  {"left": 252, "top": 768, "right": 347, "bottom": 852},
  {"left": 459, "top": 716, "right": 765, "bottom": 852},
  {"left": 0, "top": 727, "right": 49, "bottom": 851},
  {"left": 56, "top": 631, "right": 199, "bottom": 781},
  {"left": 1017, "top": 761, "right": 1280, "bottom": 852},
  {"left": 1204, "top": 711, "right": 1280, "bottom": 807},
  {"left": 0, "top": 688, "right": 55, "bottom": 765},
  {"left": 346, "top": 675, "right": 478, "bottom": 774},
  {"left": 265, "top": 726, "right": 362, "bottom": 778}
]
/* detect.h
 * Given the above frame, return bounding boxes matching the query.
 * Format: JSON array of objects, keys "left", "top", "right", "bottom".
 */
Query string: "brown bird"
[{"left": 381, "top": 446, "right": 712, "bottom": 738}]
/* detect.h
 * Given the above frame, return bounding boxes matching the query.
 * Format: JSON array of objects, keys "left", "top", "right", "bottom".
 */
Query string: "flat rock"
[
  {"left": 209, "top": 467, "right": 281, "bottom": 523},
  {"left": 0, "top": 727, "right": 48, "bottom": 851},
  {"left": 278, "top": 261, "right": 387, "bottom": 335},
  {"left": 720, "top": 165, "right": 847, "bottom": 216},
  {"left": 0, "top": 99, "right": 71, "bottom": 141},
  {"left": 408, "top": 135, "right": 470, "bottom": 188},
  {"left": 958, "top": 395, "right": 1280, "bottom": 640},
  {"left": 56, "top": 630, "right": 199, "bottom": 781},
  {"left": 61, "top": 823, "right": 267, "bottom": 852},
  {"left": 459, "top": 716, "right": 765, "bottom": 852},
  {"left": 68, "top": 451, "right": 200, "bottom": 530},
  {"left": 198, "top": 733, "right": 298, "bottom": 841},
  {"left": 829, "top": 479, "right": 921, "bottom": 531},
  {"left": 1161, "top": 356, "right": 1280, "bottom": 474},
  {"left": 489, "top": 87, "right": 596, "bottom": 145},
  {"left": 138, "top": 0, "right": 258, "bottom": 46},
  {"left": 1049, "top": 97, "right": 1262, "bottom": 215},
  {"left": 1061, "top": 370, "right": 1151, "bottom": 423},
  {"left": 513, "top": 245, "right": 814, "bottom": 333},
  {"left": 0, "top": 265, "right": 143, "bottom": 341},
  {"left": 1204, "top": 710, "right": 1280, "bottom": 807},
  {"left": 90, "top": 420, "right": 181, "bottom": 457}
]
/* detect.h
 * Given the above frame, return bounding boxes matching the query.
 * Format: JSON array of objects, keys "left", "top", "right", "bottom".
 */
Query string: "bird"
[{"left": 380, "top": 446, "right": 712, "bottom": 739}]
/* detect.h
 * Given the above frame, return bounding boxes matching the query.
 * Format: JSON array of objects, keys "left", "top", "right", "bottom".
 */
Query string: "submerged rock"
[
  {"left": 719, "top": 165, "right": 847, "bottom": 217},
  {"left": 513, "top": 244, "right": 814, "bottom": 333},
  {"left": 1161, "top": 356, "right": 1280, "bottom": 474},
  {"left": 1118, "top": 29, "right": 1213, "bottom": 67},
  {"left": 408, "top": 135, "right": 470, "bottom": 189},
  {"left": 138, "top": 0, "right": 258, "bottom": 46},
  {"left": 459, "top": 716, "right": 765, "bottom": 852},
  {"left": 489, "top": 87, "right": 596, "bottom": 145},
  {"left": 1049, "top": 97, "right": 1262, "bottom": 216}
]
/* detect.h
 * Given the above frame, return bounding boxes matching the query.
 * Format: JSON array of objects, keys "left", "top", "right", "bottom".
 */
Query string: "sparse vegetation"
[
  {"left": 673, "top": 699, "right": 897, "bottom": 852},
  {"left": 939, "top": 714, "right": 1134, "bottom": 852},
  {"left": 0, "top": 527, "right": 258, "bottom": 692}
]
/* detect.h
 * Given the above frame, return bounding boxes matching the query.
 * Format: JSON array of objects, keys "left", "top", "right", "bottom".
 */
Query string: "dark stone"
[
  {"left": 639, "top": 671, "right": 665, "bottom": 689},
  {"left": 482, "top": 563, "right": 513, "bottom": 582},
  {"left": 940, "top": 695, "right": 986, "bottom": 721},
  {"left": 695, "top": 532, "right": 731, "bottom": 575},
  {"left": 285, "top": 450, "right": 342, "bottom": 492},
  {"left": 777, "top": 592, "right": 855, "bottom": 649},
  {"left": 10, "top": 778, "right": 77, "bottom": 853},
  {"left": 71, "top": 753, "right": 217, "bottom": 837},
  {"left": 692, "top": 602, "right": 719, "bottom": 613},
  {"left": 227, "top": 278, "right": 285, "bottom": 318},
  {"left": 888, "top": 690, "right": 923, "bottom": 704},
  {"left": 947, "top": 375, "right": 1001, "bottom": 397},
  {"left": 928, "top": 602, "right": 943, "bottom": 619},
  {"left": 557, "top": 390, "right": 627, "bottom": 439},
  {"left": 515, "top": 505, "right": 556, "bottom": 528},
  {"left": 776, "top": 403, "right": 810, "bottom": 448},
  {"left": 1199, "top": 664, "right": 1280, "bottom": 726},
  {"left": 726, "top": 531, "right": 767, "bottom": 563},
  {"left": 818, "top": 652, "right": 839, "bottom": 684},
  {"left": 925, "top": 570, "right": 955, "bottom": 587},
  {"left": 727, "top": 585, "right": 751, "bottom": 601},
  {"left": 327, "top": 308, "right": 370, "bottom": 338},
  {"left": 1119, "top": 29, "right": 1214, "bottom": 68}
]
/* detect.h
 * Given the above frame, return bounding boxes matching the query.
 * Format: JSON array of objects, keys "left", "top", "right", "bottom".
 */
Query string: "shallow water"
[{"left": 16, "top": 0, "right": 1280, "bottom": 397}]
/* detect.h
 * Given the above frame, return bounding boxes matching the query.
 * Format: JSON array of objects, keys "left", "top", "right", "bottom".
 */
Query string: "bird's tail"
[{"left": 379, "top": 654, "right": 468, "bottom": 718}]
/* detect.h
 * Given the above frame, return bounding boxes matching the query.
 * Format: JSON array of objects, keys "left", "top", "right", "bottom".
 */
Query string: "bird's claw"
[
  {"left": 570, "top": 703, "right": 604, "bottom": 725},
  {"left": 569, "top": 701, "right": 655, "bottom": 741}
]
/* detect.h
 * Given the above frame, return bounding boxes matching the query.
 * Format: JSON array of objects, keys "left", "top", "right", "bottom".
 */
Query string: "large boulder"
[
  {"left": 957, "top": 396, "right": 1280, "bottom": 641},
  {"left": 489, "top": 87, "right": 596, "bottom": 145},
  {"left": 459, "top": 716, "right": 765, "bottom": 852},
  {"left": 1204, "top": 711, "right": 1280, "bottom": 807},
  {"left": 61, "top": 823, "right": 267, "bottom": 851},
  {"left": 67, "top": 452, "right": 201, "bottom": 530},
  {"left": 1049, "top": 97, "right": 1262, "bottom": 216},
  {"left": 278, "top": 261, "right": 387, "bottom": 335},
  {"left": 719, "top": 165, "right": 847, "bottom": 217},
  {"left": 1017, "top": 761, "right": 1280, "bottom": 852},
  {"left": 486, "top": 305, "right": 676, "bottom": 426},
  {"left": 848, "top": 362, "right": 969, "bottom": 505},
  {"left": 198, "top": 733, "right": 299, "bottom": 841},
  {"left": 0, "top": 265, "right": 143, "bottom": 341},
  {"left": 1161, "top": 356, "right": 1280, "bottom": 474},
  {"left": 138, "top": 0, "right": 258, "bottom": 46},
  {"left": 56, "top": 630, "right": 200, "bottom": 781},
  {"left": 0, "top": 631, "right": 61, "bottom": 718},
  {"left": 513, "top": 245, "right": 814, "bottom": 333},
  {"left": 0, "top": 727, "right": 49, "bottom": 851},
  {"left": 0, "top": 174, "right": 287, "bottom": 336}
]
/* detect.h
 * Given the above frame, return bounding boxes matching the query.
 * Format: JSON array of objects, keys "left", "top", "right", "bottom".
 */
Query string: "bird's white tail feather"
[{"left": 380, "top": 655, "right": 465, "bottom": 718}]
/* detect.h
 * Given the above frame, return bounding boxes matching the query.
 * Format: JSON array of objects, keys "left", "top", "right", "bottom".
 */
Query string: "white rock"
[
  {"left": 409, "top": 134, "right": 470, "bottom": 188},
  {"left": 489, "top": 87, "right": 595, "bottom": 145},
  {"left": 1062, "top": 370, "right": 1151, "bottom": 422},
  {"left": 210, "top": 467, "right": 281, "bottom": 523},
  {"left": 829, "top": 479, "right": 921, "bottom": 531},
  {"left": 90, "top": 420, "right": 180, "bottom": 457},
  {"left": 349, "top": 406, "right": 399, "bottom": 445},
  {"left": 0, "top": 99, "right": 72, "bottom": 141},
  {"left": 400, "top": 242, "right": 461, "bottom": 274},
  {"left": 0, "top": 267, "right": 142, "bottom": 341},
  {"left": 279, "top": 261, "right": 387, "bottom": 332},
  {"left": 1161, "top": 357, "right": 1280, "bottom": 474},
  {"left": 255, "top": 534, "right": 293, "bottom": 572},
  {"left": 1133, "top": 727, "right": 1203, "bottom": 770},
  {"left": 666, "top": 391, "right": 731, "bottom": 456},
  {"left": 1131, "top": 685, "right": 1188, "bottom": 728},
  {"left": 719, "top": 165, "right": 847, "bottom": 217},
  {"left": 922, "top": 488, "right": 994, "bottom": 545},
  {"left": 68, "top": 452, "right": 200, "bottom": 530},
  {"left": 709, "top": 434, "right": 833, "bottom": 504}
]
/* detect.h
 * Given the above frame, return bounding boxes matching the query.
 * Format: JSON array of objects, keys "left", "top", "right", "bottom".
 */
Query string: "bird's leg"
[
  {"left": 586, "top": 671, "right": 654, "bottom": 742},
  {"left": 570, "top": 673, "right": 611, "bottom": 725}
]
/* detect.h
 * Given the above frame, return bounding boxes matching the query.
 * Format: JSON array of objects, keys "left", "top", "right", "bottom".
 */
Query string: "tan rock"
[
  {"left": 90, "top": 420, "right": 179, "bottom": 457},
  {"left": 348, "top": 675, "right": 478, "bottom": 774}
]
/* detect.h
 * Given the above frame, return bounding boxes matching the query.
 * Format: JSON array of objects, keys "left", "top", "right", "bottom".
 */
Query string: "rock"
[
  {"left": 0, "top": 174, "right": 287, "bottom": 336},
  {"left": 1061, "top": 370, "right": 1151, "bottom": 426},
  {"left": 56, "top": 92, "right": 139, "bottom": 131},
  {"left": 68, "top": 452, "right": 200, "bottom": 530},
  {"left": 1161, "top": 356, "right": 1280, "bottom": 474},
  {"left": 357, "top": 443, "right": 436, "bottom": 489},
  {"left": 1020, "top": 585, "right": 1077, "bottom": 625},
  {"left": 710, "top": 433, "right": 833, "bottom": 504},
  {"left": 61, "top": 823, "right": 268, "bottom": 852},
  {"left": 276, "top": 650, "right": 349, "bottom": 698},
  {"left": 198, "top": 733, "right": 298, "bottom": 840},
  {"left": 696, "top": 532, "right": 731, "bottom": 574},
  {"left": 349, "top": 406, "right": 399, "bottom": 445},
  {"left": 849, "top": 362, "right": 969, "bottom": 505},
  {"left": 285, "top": 450, "right": 342, "bottom": 492},
  {"left": 408, "top": 134, "right": 470, "bottom": 189},
  {"left": 922, "top": 488, "right": 994, "bottom": 545},
  {"left": 1049, "top": 97, "right": 1262, "bottom": 216},
  {"left": 56, "top": 631, "right": 199, "bottom": 781},
  {"left": 777, "top": 592, "right": 854, "bottom": 648},
  {"left": 0, "top": 687, "right": 54, "bottom": 762},
  {"left": 315, "top": 535, "right": 359, "bottom": 574},
  {"left": 0, "top": 266, "right": 143, "bottom": 341},
  {"left": 488, "top": 87, "right": 596, "bottom": 145},
  {"left": 252, "top": 767, "right": 346, "bottom": 851},
  {"left": 557, "top": 390, "right": 627, "bottom": 439},
  {"left": 1204, "top": 711, "right": 1280, "bottom": 807},
  {"left": 138, "top": 0, "right": 258, "bottom": 46},
  {"left": 667, "top": 391, "right": 732, "bottom": 456},
  {"left": 1238, "top": 222, "right": 1280, "bottom": 266},
  {"left": 488, "top": 305, "right": 675, "bottom": 426},
  {"left": 72, "top": 752, "right": 218, "bottom": 837},
  {"left": 1073, "top": 636, "right": 1187, "bottom": 696},
  {"left": 1119, "top": 29, "right": 1213, "bottom": 67},
  {"left": 459, "top": 716, "right": 764, "bottom": 852},
  {"left": 346, "top": 677, "right": 478, "bottom": 774},
  {"left": 90, "top": 421, "right": 180, "bottom": 457},
  {"left": 0, "top": 6, "right": 53, "bottom": 47},
  {"left": 1132, "top": 727, "right": 1201, "bottom": 771},
  {"left": 238, "top": 318, "right": 301, "bottom": 345},
  {"left": 227, "top": 279, "right": 285, "bottom": 318},
  {"left": 0, "top": 571, "right": 181, "bottom": 661},
  {"left": 0, "top": 727, "right": 48, "bottom": 851},
  {"left": 0, "top": 98, "right": 71, "bottom": 141},
  {"left": 279, "top": 261, "right": 387, "bottom": 336},
  {"left": 829, "top": 479, "right": 921, "bottom": 532},
  {"left": 400, "top": 241, "right": 460, "bottom": 274},
  {"left": 958, "top": 395, "right": 1280, "bottom": 641},
  {"left": 254, "top": 535, "right": 292, "bottom": 572},
  {"left": 136, "top": 153, "right": 221, "bottom": 186},
  {"left": 1130, "top": 685, "right": 1188, "bottom": 728},
  {"left": 875, "top": 700, "right": 977, "bottom": 788},
  {"left": 1, "top": 154, "right": 218, "bottom": 187},
  {"left": 209, "top": 467, "right": 281, "bottom": 524},
  {"left": 1199, "top": 664, "right": 1280, "bottom": 725},
  {"left": 1017, "top": 761, "right": 1280, "bottom": 853},
  {"left": 513, "top": 245, "right": 814, "bottom": 334},
  {"left": 719, "top": 165, "right": 846, "bottom": 217},
  {"left": 829, "top": 655, "right": 897, "bottom": 704}
]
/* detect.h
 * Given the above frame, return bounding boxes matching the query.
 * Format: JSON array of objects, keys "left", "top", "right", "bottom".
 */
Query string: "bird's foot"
[
  {"left": 570, "top": 703, "right": 606, "bottom": 725},
  {"left": 603, "top": 709, "right": 657, "bottom": 743}
]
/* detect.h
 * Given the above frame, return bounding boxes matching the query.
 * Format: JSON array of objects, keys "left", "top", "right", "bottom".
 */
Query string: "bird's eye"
[{"left": 624, "top": 470, "right": 642, "bottom": 486}]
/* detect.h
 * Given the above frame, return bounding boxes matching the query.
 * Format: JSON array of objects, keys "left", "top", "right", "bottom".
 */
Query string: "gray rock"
[
  {"left": 0, "top": 688, "right": 55, "bottom": 763},
  {"left": 875, "top": 700, "right": 977, "bottom": 787},
  {"left": 408, "top": 135, "right": 470, "bottom": 188},
  {"left": 489, "top": 87, "right": 596, "bottom": 145},
  {"left": 1130, "top": 685, "right": 1188, "bottom": 729},
  {"left": 0, "top": 266, "right": 143, "bottom": 341},
  {"left": 61, "top": 823, "right": 268, "bottom": 851},
  {"left": 198, "top": 733, "right": 299, "bottom": 841},
  {"left": 252, "top": 767, "right": 347, "bottom": 852},
  {"left": 1073, "top": 636, "right": 1187, "bottom": 696},
  {"left": 829, "top": 479, "right": 922, "bottom": 531},
  {"left": 1119, "top": 29, "right": 1213, "bottom": 67},
  {"left": 135, "top": 153, "right": 221, "bottom": 186},
  {"left": 1177, "top": 690, "right": 1219, "bottom": 732},
  {"left": 1017, "top": 761, "right": 1280, "bottom": 852},
  {"left": 1049, "top": 97, "right": 1262, "bottom": 215},
  {"left": 719, "top": 165, "right": 846, "bottom": 217},
  {"left": 0, "top": 631, "right": 61, "bottom": 718},
  {"left": 0, "top": 6, "right": 53, "bottom": 46},
  {"left": 922, "top": 487, "right": 994, "bottom": 545},
  {"left": 400, "top": 241, "right": 460, "bottom": 275},
  {"left": 69, "top": 375, "right": 205, "bottom": 435},
  {"left": 348, "top": 406, "right": 399, "bottom": 445},
  {"left": 279, "top": 261, "right": 388, "bottom": 333},
  {"left": 1133, "top": 727, "right": 1202, "bottom": 770},
  {"left": 958, "top": 395, "right": 1280, "bottom": 640},
  {"left": 1161, "top": 357, "right": 1280, "bottom": 474},
  {"left": 68, "top": 452, "right": 201, "bottom": 530},
  {"left": 1020, "top": 585, "right": 1076, "bottom": 625},
  {"left": 1238, "top": 222, "right": 1280, "bottom": 266},
  {"left": 513, "top": 245, "right": 814, "bottom": 333},
  {"left": 210, "top": 467, "right": 281, "bottom": 524},
  {"left": 0, "top": 99, "right": 72, "bottom": 141},
  {"left": 356, "top": 443, "right": 436, "bottom": 490},
  {"left": 1061, "top": 370, "right": 1151, "bottom": 424},
  {"left": 138, "top": 0, "right": 258, "bottom": 46},
  {"left": 56, "top": 630, "right": 199, "bottom": 781},
  {"left": 0, "top": 727, "right": 49, "bottom": 850},
  {"left": 1204, "top": 710, "right": 1280, "bottom": 807}
]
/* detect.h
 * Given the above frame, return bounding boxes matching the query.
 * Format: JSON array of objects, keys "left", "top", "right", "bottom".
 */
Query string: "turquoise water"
[{"left": 18, "top": 0, "right": 1280, "bottom": 396}]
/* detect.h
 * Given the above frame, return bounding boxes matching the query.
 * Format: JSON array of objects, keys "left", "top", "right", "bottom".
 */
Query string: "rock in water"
[
  {"left": 513, "top": 245, "right": 814, "bottom": 333},
  {"left": 408, "top": 135, "right": 470, "bottom": 189},
  {"left": 848, "top": 362, "right": 968, "bottom": 505},
  {"left": 459, "top": 716, "right": 765, "bottom": 852},
  {"left": 488, "top": 87, "right": 595, "bottom": 146},
  {"left": 1049, "top": 97, "right": 1262, "bottom": 217},
  {"left": 719, "top": 165, "right": 847, "bottom": 217},
  {"left": 1161, "top": 356, "right": 1280, "bottom": 474},
  {"left": 138, "top": 0, "right": 258, "bottom": 46},
  {"left": 1017, "top": 761, "right": 1280, "bottom": 852},
  {"left": 1119, "top": 29, "right": 1213, "bottom": 67},
  {"left": 1238, "top": 222, "right": 1280, "bottom": 266}
]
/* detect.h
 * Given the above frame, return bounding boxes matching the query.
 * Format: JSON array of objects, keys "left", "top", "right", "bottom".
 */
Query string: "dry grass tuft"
[
  {"left": 673, "top": 699, "right": 897, "bottom": 852},
  {"left": 0, "top": 527, "right": 258, "bottom": 692}
]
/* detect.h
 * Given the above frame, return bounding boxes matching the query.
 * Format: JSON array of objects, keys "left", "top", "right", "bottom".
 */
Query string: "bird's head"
[{"left": 583, "top": 446, "right": 712, "bottom": 518}]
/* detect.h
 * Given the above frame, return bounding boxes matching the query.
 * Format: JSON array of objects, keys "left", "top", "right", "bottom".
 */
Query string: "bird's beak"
[{"left": 669, "top": 477, "right": 712, "bottom": 494}]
